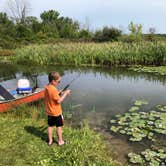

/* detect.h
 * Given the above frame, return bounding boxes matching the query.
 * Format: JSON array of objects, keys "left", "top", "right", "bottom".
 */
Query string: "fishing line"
[{"left": 59, "top": 69, "right": 81, "bottom": 95}]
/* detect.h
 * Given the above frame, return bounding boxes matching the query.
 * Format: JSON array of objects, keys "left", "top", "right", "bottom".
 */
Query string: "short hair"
[{"left": 48, "top": 71, "right": 60, "bottom": 83}]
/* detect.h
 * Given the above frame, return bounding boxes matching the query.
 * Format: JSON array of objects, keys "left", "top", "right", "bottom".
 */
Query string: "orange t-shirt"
[{"left": 45, "top": 84, "right": 62, "bottom": 116}]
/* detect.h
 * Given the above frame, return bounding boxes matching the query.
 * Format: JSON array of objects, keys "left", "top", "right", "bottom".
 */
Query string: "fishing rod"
[{"left": 59, "top": 72, "right": 81, "bottom": 95}]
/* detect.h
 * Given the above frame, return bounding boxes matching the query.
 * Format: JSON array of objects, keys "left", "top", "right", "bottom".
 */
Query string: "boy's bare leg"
[
  {"left": 48, "top": 126, "right": 53, "bottom": 144},
  {"left": 56, "top": 127, "right": 64, "bottom": 145}
]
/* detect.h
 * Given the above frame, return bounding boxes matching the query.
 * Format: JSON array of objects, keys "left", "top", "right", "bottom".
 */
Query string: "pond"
[{"left": 0, "top": 63, "right": 166, "bottom": 164}]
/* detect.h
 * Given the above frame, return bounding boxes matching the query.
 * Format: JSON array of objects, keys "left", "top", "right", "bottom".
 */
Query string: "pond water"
[{"left": 1, "top": 63, "right": 166, "bottom": 164}]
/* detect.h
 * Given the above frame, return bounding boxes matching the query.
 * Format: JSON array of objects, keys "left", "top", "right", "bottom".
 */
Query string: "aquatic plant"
[
  {"left": 110, "top": 100, "right": 166, "bottom": 165},
  {"left": 129, "top": 66, "right": 166, "bottom": 76}
]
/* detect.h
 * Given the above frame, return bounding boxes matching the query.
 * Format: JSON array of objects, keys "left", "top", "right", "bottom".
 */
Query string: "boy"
[{"left": 45, "top": 71, "right": 70, "bottom": 146}]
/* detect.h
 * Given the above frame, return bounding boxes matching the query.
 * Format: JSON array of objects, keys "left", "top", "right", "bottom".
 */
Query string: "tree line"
[{"left": 0, "top": 9, "right": 165, "bottom": 49}]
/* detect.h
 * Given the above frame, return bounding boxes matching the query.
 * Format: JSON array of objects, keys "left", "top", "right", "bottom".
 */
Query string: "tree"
[
  {"left": 93, "top": 30, "right": 103, "bottom": 42},
  {"left": 58, "top": 17, "right": 79, "bottom": 38},
  {"left": 146, "top": 27, "right": 156, "bottom": 41},
  {"left": 128, "top": 21, "right": 143, "bottom": 41},
  {"left": 15, "top": 23, "right": 32, "bottom": 38},
  {"left": 40, "top": 10, "right": 60, "bottom": 37},
  {"left": 93, "top": 27, "right": 122, "bottom": 42},
  {"left": 0, "top": 12, "right": 15, "bottom": 37},
  {"left": 78, "top": 29, "right": 93, "bottom": 39},
  {"left": 6, "top": 0, "right": 31, "bottom": 23},
  {"left": 128, "top": 21, "right": 142, "bottom": 35},
  {"left": 40, "top": 10, "right": 59, "bottom": 24},
  {"left": 102, "top": 27, "right": 122, "bottom": 41},
  {"left": 0, "top": 12, "right": 10, "bottom": 24},
  {"left": 25, "top": 16, "right": 41, "bottom": 33},
  {"left": 148, "top": 27, "right": 156, "bottom": 34},
  {"left": 40, "top": 10, "right": 79, "bottom": 38}
]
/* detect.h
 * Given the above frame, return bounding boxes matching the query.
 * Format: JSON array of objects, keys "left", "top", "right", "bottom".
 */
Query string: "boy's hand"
[
  {"left": 59, "top": 89, "right": 71, "bottom": 96},
  {"left": 64, "top": 89, "right": 71, "bottom": 95}
]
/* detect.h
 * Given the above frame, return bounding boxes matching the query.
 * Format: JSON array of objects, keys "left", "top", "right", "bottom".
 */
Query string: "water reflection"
[{"left": 1, "top": 63, "right": 166, "bottom": 84}]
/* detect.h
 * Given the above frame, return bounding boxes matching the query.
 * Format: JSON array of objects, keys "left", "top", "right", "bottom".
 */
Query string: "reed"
[
  {"left": 0, "top": 49, "right": 15, "bottom": 56},
  {"left": 12, "top": 41, "right": 166, "bottom": 66}
]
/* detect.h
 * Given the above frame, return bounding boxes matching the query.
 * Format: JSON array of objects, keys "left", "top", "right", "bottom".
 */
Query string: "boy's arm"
[{"left": 57, "top": 90, "right": 70, "bottom": 103}]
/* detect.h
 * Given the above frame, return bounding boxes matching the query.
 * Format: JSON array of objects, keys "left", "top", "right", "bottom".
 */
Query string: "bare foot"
[
  {"left": 58, "top": 141, "right": 65, "bottom": 146},
  {"left": 48, "top": 139, "right": 53, "bottom": 146}
]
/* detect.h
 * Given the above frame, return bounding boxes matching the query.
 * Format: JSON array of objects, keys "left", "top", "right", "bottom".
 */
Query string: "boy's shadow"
[{"left": 24, "top": 126, "right": 48, "bottom": 142}]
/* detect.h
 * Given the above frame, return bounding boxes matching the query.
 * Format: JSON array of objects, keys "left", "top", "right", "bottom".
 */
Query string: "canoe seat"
[{"left": 0, "top": 85, "right": 15, "bottom": 100}]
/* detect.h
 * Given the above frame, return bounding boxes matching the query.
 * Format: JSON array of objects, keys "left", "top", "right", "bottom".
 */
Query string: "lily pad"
[
  {"left": 147, "top": 132, "right": 154, "bottom": 140},
  {"left": 129, "top": 136, "right": 143, "bottom": 142},
  {"left": 118, "top": 117, "right": 128, "bottom": 125},
  {"left": 141, "top": 149, "right": 157, "bottom": 161},
  {"left": 156, "top": 105, "right": 166, "bottom": 112},
  {"left": 110, "top": 126, "right": 122, "bottom": 133},
  {"left": 110, "top": 119, "right": 116, "bottom": 123},
  {"left": 149, "top": 159, "right": 160, "bottom": 166},
  {"left": 110, "top": 100, "right": 166, "bottom": 165},
  {"left": 134, "top": 100, "right": 148, "bottom": 106},
  {"left": 128, "top": 106, "right": 139, "bottom": 112},
  {"left": 128, "top": 152, "right": 144, "bottom": 164},
  {"left": 154, "top": 119, "right": 166, "bottom": 130},
  {"left": 119, "top": 129, "right": 126, "bottom": 134}
]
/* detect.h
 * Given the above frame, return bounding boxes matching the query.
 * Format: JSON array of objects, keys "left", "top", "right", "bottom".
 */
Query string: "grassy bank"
[
  {"left": 8, "top": 41, "right": 166, "bottom": 66},
  {"left": 0, "top": 105, "right": 119, "bottom": 166}
]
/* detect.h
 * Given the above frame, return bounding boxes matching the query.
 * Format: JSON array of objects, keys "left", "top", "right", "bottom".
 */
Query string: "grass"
[
  {"left": 0, "top": 105, "right": 119, "bottom": 166},
  {"left": 0, "top": 49, "right": 15, "bottom": 57},
  {"left": 7, "top": 41, "right": 166, "bottom": 66}
]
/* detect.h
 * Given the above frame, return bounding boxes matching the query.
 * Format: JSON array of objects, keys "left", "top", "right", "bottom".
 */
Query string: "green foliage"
[
  {"left": 78, "top": 29, "right": 93, "bottom": 39},
  {"left": 0, "top": 106, "right": 117, "bottom": 166},
  {"left": 1, "top": 10, "right": 166, "bottom": 47},
  {"left": 0, "top": 37, "right": 17, "bottom": 49},
  {"left": 58, "top": 17, "right": 79, "bottom": 38},
  {"left": 0, "top": 12, "right": 15, "bottom": 38},
  {"left": 128, "top": 152, "right": 144, "bottom": 164},
  {"left": 93, "top": 26, "right": 122, "bottom": 42},
  {"left": 15, "top": 23, "right": 33, "bottom": 38},
  {"left": 12, "top": 41, "right": 166, "bottom": 66},
  {"left": 24, "top": 16, "right": 41, "bottom": 33},
  {"left": 119, "top": 34, "right": 143, "bottom": 43},
  {"left": 110, "top": 100, "right": 166, "bottom": 165},
  {"left": 128, "top": 21, "right": 142, "bottom": 35},
  {"left": 103, "top": 27, "right": 122, "bottom": 41},
  {"left": 128, "top": 21, "right": 143, "bottom": 41},
  {"left": 0, "top": 10, "right": 84, "bottom": 47},
  {"left": 40, "top": 10, "right": 79, "bottom": 39},
  {"left": 130, "top": 66, "right": 166, "bottom": 75},
  {"left": 40, "top": 10, "right": 60, "bottom": 24},
  {"left": 93, "top": 30, "right": 103, "bottom": 41}
]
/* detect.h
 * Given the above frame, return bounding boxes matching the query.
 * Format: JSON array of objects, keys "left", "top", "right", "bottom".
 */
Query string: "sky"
[{"left": 0, "top": 0, "right": 166, "bottom": 34}]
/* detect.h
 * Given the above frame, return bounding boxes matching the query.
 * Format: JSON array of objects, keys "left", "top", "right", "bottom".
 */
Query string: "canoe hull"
[{"left": 0, "top": 90, "right": 45, "bottom": 112}]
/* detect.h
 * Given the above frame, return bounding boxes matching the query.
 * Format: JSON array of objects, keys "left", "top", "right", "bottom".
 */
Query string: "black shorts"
[{"left": 48, "top": 115, "right": 64, "bottom": 127}]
